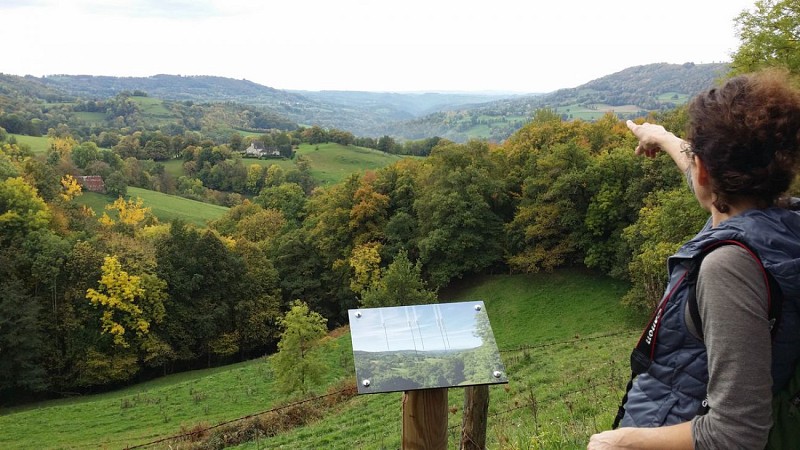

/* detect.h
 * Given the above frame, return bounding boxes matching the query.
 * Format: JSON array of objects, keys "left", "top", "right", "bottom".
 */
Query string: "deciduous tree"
[
  {"left": 272, "top": 300, "right": 328, "bottom": 394},
  {"left": 731, "top": 0, "right": 800, "bottom": 75}
]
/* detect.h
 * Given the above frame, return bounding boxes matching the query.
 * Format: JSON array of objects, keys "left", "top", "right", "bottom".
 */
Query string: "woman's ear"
[{"left": 694, "top": 157, "right": 711, "bottom": 187}]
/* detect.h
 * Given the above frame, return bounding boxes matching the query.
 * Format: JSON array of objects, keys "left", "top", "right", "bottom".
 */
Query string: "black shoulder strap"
[
  {"left": 612, "top": 268, "right": 691, "bottom": 429},
  {"left": 687, "top": 240, "right": 783, "bottom": 341},
  {"left": 613, "top": 239, "right": 783, "bottom": 429}
]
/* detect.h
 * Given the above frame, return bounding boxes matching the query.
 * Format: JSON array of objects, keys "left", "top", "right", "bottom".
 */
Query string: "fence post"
[
  {"left": 402, "top": 388, "right": 448, "bottom": 450},
  {"left": 460, "top": 385, "right": 489, "bottom": 450}
]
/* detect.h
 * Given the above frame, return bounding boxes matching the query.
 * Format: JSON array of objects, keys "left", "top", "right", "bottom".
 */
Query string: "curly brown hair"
[{"left": 687, "top": 70, "right": 800, "bottom": 213}]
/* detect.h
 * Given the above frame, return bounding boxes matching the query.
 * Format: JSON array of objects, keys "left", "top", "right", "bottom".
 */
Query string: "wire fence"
[{"left": 124, "top": 330, "right": 637, "bottom": 449}]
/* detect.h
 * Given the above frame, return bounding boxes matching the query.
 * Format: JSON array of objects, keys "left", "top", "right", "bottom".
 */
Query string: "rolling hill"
[
  {"left": 0, "top": 270, "right": 640, "bottom": 449},
  {"left": 383, "top": 62, "right": 730, "bottom": 142},
  {"left": 2, "top": 62, "right": 728, "bottom": 143}
]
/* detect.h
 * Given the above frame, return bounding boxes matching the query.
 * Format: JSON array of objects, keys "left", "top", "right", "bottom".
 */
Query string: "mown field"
[
  {"left": 169, "top": 143, "right": 408, "bottom": 186},
  {"left": 9, "top": 134, "right": 50, "bottom": 153},
  {"left": 0, "top": 270, "right": 643, "bottom": 449},
  {"left": 294, "top": 143, "right": 408, "bottom": 185},
  {"left": 552, "top": 104, "right": 644, "bottom": 121},
  {"left": 77, "top": 187, "right": 229, "bottom": 227}
]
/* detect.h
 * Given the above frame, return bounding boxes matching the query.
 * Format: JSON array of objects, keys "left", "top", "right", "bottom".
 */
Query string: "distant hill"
[
  {"left": 382, "top": 62, "right": 730, "bottom": 142},
  {"left": 34, "top": 74, "right": 522, "bottom": 136},
  {"left": 2, "top": 63, "right": 728, "bottom": 142},
  {"left": 291, "top": 90, "right": 525, "bottom": 118}
]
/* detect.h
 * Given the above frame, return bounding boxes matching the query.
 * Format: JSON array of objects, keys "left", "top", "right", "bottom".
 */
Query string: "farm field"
[
  {"left": 76, "top": 187, "right": 229, "bottom": 227},
  {"left": 9, "top": 134, "right": 49, "bottom": 153},
  {"left": 234, "top": 142, "right": 408, "bottom": 186},
  {"left": 161, "top": 143, "right": 407, "bottom": 187},
  {"left": 0, "top": 270, "right": 642, "bottom": 449},
  {"left": 553, "top": 103, "right": 645, "bottom": 121},
  {"left": 295, "top": 142, "right": 408, "bottom": 185}
]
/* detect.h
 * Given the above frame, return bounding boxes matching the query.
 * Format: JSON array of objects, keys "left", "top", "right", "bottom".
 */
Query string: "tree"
[
  {"left": 731, "top": 0, "right": 800, "bottom": 75},
  {"left": 254, "top": 182, "right": 307, "bottom": 224},
  {"left": 506, "top": 142, "right": 591, "bottom": 273},
  {"left": 360, "top": 249, "right": 436, "bottom": 308},
  {"left": 414, "top": 141, "right": 505, "bottom": 287},
  {"left": 71, "top": 141, "right": 100, "bottom": 169},
  {"left": 99, "top": 196, "right": 154, "bottom": 234},
  {"left": 85, "top": 256, "right": 166, "bottom": 349},
  {"left": 59, "top": 174, "right": 82, "bottom": 202},
  {"left": 0, "top": 277, "right": 47, "bottom": 393},
  {"left": 377, "top": 135, "right": 396, "bottom": 153},
  {"left": 349, "top": 242, "right": 383, "bottom": 295},
  {"left": 272, "top": 300, "right": 328, "bottom": 394},
  {"left": 622, "top": 188, "right": 707, "bottom": 310},
  {"left": 104, "top": 171, "right": 127, "bottom": 198},
  {"left": 0, "top": 177, "right": 51, "bottom": 246}
]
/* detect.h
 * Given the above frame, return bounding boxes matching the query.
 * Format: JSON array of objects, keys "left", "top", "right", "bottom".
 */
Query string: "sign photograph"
[{"left": 349, "top": 301, "right": 508, "bottom": 394}]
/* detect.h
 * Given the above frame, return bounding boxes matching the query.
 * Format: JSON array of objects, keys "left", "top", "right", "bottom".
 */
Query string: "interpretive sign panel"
[{"left": 349, "top": 301, "right": 508, "bottom": 394}]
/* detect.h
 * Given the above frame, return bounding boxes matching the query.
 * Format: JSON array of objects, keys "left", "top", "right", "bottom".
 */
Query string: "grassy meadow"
[
  {"left": 76, "top": 187, "right": 229, "bottom": 227},
  {"left": 0, "top": 270, "right": 643, "bottom": 449},
  {"left": 552, "top": 104, "right": 644, "bottom": 121},
  {"left": 9, "top": 134, "right": 50, "bottom": 153},
  {"left": 294, "top": 143, "right": 408, "bottom": 185},
  {"left": 162, "top": 143, "right": 407, "bottom": 187}
]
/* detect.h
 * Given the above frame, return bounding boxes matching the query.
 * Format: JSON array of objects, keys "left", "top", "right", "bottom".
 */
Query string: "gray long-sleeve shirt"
[{"left": 690, "top": 245, "right": 773, "bottom": 449}]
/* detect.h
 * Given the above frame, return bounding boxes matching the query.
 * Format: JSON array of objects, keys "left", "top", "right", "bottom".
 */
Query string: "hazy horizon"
[{"left": 1, "top": 0, "right": 755, "bottom": 93}]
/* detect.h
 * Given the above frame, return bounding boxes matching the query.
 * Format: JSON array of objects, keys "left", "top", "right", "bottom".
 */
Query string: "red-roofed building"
[{"left": 76, "top": 176, "right": 105, "bottom": 193}]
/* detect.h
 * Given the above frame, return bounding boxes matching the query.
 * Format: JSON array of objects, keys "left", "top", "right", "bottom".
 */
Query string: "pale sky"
[
  {"left": 1, "top": 0, "right": 756, "bottom": 93},
  {"left": 350, "top": 303, "right": 485, "bottom": 353}
]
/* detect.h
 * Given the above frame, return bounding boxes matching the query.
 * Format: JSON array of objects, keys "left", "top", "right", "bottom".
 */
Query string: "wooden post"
[
  {"left": 402, "top": 388, "right": 448, "bottom": 450},
  {"left": 460, "top": 385, "right": 489, "bottom": 450}
]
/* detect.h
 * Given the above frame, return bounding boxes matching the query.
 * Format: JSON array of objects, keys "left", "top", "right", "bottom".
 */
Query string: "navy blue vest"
[{"left": 621, "top": 207, "right": 800, "bottom": 428}]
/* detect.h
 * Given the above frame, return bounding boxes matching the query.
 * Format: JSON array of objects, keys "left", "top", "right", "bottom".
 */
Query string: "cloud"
[
  {"left": 0, "top": 0, "right": 49, "bottom": 8},
  {"left": 43, "top": 0, "right": 225, "bottom": 19}
]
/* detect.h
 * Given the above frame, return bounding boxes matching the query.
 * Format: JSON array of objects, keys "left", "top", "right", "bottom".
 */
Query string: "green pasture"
[
  {"left": 232, "top": 129, "right": 267, "bottom": 138},
  {"left": 76, "top": 187, "right": 229, "bottom": 227},
  {"left": 241, "top": 270, "right": 639, "bottom": 449},
  {"left": 0, "top": 335, "right": 353, "bottom": 450},
  {"left": 131, "top": 96, "right": 174, "bottom": 118},
  {"left": 656, "top": 92, "right": 690, "bottom": 103},
  {"left": 0, "top": 270, "right": 641, "bottom": 449},
  {"left": 9, "top": 134, "right": 49, "bottom": 153},
  {"left": 162, "top": 143, "right": 405, "bottom": 186},
  {"left": 553, "top": 103, "right": 644, "bottom": 121},
  {"left": 295, "top": 142, "right": 407, "bottom": 185},
  {"left": 238, "top": 157, "right": 296, "bottom": 173},
  {"left": 127, "top": 187, "right": 228, "bottom": 226}
]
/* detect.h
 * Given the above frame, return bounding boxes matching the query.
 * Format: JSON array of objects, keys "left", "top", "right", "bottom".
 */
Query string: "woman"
[{"left": 589, "top": 70, "right": 800, "bottom": 449}]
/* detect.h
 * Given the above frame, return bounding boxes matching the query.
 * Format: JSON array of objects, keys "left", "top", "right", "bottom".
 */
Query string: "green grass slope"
[
  {"left": 9, "top": 134, "right": 50, "bottom": 153},
  {"left": 246, "top": 271, "right": 640, "bottom": 449},
  {"left": 295, "top": 143, "right": 408, "bottom": 185},
  {"left": 76, "top": 187, "right": 229, "bottom": 227},
  {"left": 241, "top": 143, "right": 409, "bottom": 186},
  {"left": 0, "top": 270, "right": 642, "bottom": 449}
]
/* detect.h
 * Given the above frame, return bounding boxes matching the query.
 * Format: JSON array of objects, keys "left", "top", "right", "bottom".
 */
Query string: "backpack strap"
[
  {"left": 613, "top": 239, "right": 783, "bottom": 429},
  {"left": 686, "top": 240, "right": 783, "bottom": 341},
  {"left": 686, "top": 240, "right": 784, "bottom": 417},
  {"left": 612, "top": 269, "right": 691, "bottom": 429}
]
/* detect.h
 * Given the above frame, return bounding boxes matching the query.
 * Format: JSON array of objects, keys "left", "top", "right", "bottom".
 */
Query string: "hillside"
[
  {"left": 32, "top": 75, "right": 522, "bottom": 137},
  {"left": 0, "top": 271, "right": 640, "bottom": 449},
  {"left": 383, "top": 62, "right": 730, "bottom": 142},
  {"left": 77, "top": 187, "right": 230, "bottom": 227},
  {"left": 2, "top": 63, "right": 725, "bottom": 142}
]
